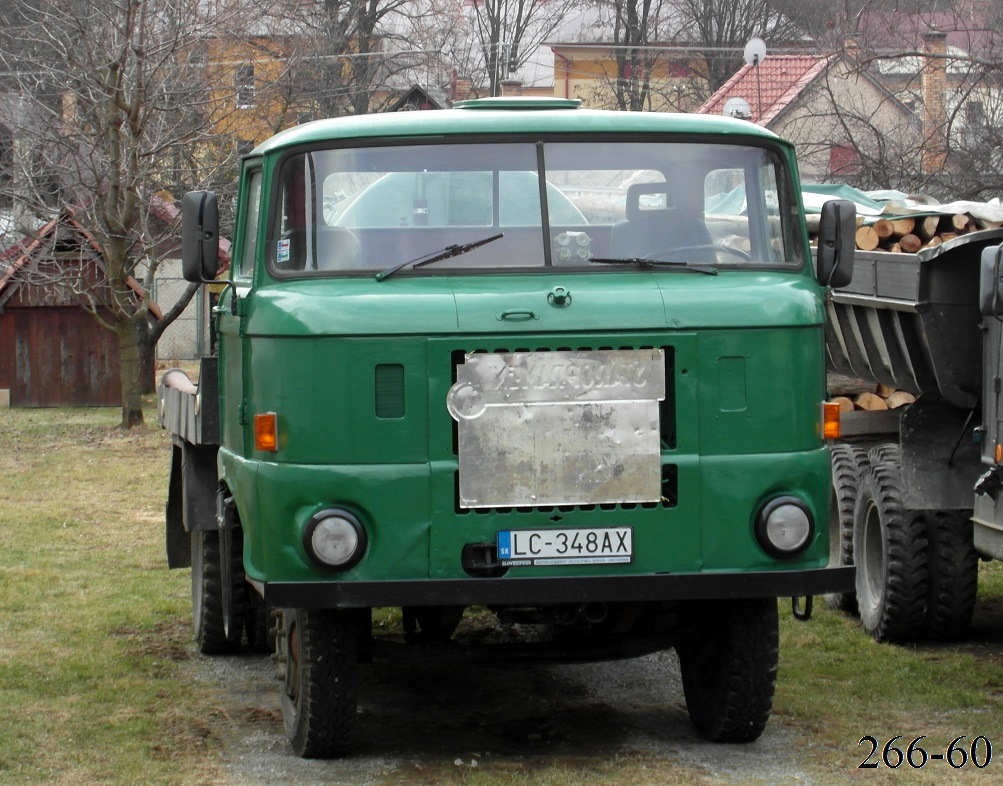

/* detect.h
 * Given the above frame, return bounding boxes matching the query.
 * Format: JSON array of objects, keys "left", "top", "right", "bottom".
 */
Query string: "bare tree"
[
  {"left": 672, "top": 0, "right": 805, "bottom": 92},
  {"left": 466, "top": 0, "right": 579, "bottom": 96},
  {"left": 263, "top": 0, "right": 459, "bottom": 120},
  {"left": 781, "top": 0, "right": 1003, "bottom": 199},
  {"left": 572, "top": 0, "right": 679, "bottom": 112},
  {"left": 575, "top": 0, "right": 804, "bottom": 112},
  {"left": 0, "top": 0, "right": 249, "bottom": 427}
]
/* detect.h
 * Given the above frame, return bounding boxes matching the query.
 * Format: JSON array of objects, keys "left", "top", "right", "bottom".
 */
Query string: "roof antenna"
[{"left": 744, "top": 37, "right": 767, "bottom": 122}]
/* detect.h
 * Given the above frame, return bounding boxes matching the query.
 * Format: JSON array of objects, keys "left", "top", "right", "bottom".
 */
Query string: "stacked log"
[
  {"left": 829, "top": 383, "right": 916, "bottom": 412},
  {"left": 848, "top": 211, "right": 1001, "bottom": 252},
  {"left": 810, "top": 210, "right": 1002, "bottom": 253}
]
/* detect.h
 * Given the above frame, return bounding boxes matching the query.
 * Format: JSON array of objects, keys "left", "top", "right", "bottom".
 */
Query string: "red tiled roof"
[
  {"left": 696, "top": 54, "right": 834, "bottom": 126},
  {"left": 0, "top": 211, "right": 164, "bottom": 320},
  {"left": 0, "top": 197, "right": 233, "bottom": 316}
]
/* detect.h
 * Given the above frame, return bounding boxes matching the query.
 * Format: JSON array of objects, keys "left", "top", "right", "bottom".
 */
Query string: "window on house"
[
  {"left": 829, "top": 143, "right": 860, "bottom": 176},
  {"left": 236, "top": 64, "right": 255, "bottom": 109},
  {"left": 966, "top": 100, "right": 985, "bottom": 128}
]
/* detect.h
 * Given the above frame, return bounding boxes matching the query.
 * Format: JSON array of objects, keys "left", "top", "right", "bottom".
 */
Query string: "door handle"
[{"left": 497, "top": 309, "right": 539, "bottom": 321}]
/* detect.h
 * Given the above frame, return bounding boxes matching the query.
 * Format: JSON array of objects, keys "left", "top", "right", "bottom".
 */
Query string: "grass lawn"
[
  {"left": 1, "top": 404, "right": 1002, "bottom": 785},
  {"left": 0, "top": 406, "right": 221, "bottom": 786}
]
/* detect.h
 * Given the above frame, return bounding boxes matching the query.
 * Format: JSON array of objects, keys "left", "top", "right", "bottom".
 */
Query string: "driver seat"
[{"left": 610, "top": 182, "right": 715, "bottom": 262}]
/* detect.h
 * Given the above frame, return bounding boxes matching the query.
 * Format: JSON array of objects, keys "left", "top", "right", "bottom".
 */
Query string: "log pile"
[
  {"left": 829, "top": 383, "right": 916, "bottom": 412},
  {"left": 808, "top": 209, "right": 1003, "bottom": 253},
  {"left": 850, "top": 211, "right": 1003, "bottom": 253}
]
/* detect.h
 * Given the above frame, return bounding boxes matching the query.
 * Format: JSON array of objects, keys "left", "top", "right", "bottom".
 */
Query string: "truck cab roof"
[{"left": 250, "top": 99, "right": 784, "bottom": 157}]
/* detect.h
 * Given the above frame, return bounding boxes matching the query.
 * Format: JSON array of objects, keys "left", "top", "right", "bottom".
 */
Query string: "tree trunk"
[
  {"left": 118, "top": 316, "right": 145, "bottom": 428},
  {"left": 136, "top": 316, "right": 159, "bottom": 395}
]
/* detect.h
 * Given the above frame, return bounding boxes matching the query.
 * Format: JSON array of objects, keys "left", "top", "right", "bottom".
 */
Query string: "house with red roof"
[
  {"left": 0, "top": 212, "right": 161, "bottom": 406},
  {"left": 0, "top": 198, "right": 229, "bottom": 407},
  {"left": 697, "top": 53, "right": 915, "bottom": 183}
]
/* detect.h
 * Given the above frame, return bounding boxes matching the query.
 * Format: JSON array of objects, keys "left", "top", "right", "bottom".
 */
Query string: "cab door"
[{"left": 218, "top": 165, "right": 263, "bottom": 456}]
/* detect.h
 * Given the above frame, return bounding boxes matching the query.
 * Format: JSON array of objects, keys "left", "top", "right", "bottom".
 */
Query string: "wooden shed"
[{"left": 0, "top": 214, "right": 159, "bottom": 407}]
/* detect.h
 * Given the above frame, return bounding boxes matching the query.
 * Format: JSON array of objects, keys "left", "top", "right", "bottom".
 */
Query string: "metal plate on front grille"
[{"left": 447, "top": 349, "right": 665, "bottom": 509}]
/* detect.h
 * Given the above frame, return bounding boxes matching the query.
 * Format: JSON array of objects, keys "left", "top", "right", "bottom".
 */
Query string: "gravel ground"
[{"left": 190, "top": 635, "right": 827, "bottom": 786}]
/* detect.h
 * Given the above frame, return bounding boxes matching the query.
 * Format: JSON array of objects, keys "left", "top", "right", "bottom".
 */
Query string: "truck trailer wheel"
[
  {"left": 279, "top": 608, "right": 359, "bottom": 759},
  {"left": 852, "top": 457, "right": 929, "bottom": 643},
  {"left": 677, "top": 598, "right": 778, "bottom": 743},
  {"left": 191, "top": 528, "right": 246, "bottom": 654},
  {"left": 923, "top": 509, "right": 978, "bottom": 639},
  {"left": 824, "top": 444, "right": 868, "bottom": 613}
]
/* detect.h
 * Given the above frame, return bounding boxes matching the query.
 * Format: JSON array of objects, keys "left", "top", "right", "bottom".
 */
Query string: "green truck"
[{"left": 159, "top": 97, "right": 855, "bottom": 757}]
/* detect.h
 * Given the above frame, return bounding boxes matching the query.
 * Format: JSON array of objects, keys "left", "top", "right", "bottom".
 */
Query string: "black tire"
[
  {"left": 923, "top": 509, "right": 978, "bottom": 639},
  {"left": 867, "top": 442, "right": 901, "bottom": 467},
  {"left": 824, "top": 444, "right": 868, "bottom": 613},
  {"left": 852, "top": 457, "right": 929, "bottom": 643},
  {"left": 677, "top": 598, "right": 778, "bottom": 743},
  {"left": 192, "top": 528, "right": 246, "bottom": 654},
  {"left": 279, "top": 608, "right": 360, "bottom": 759}
]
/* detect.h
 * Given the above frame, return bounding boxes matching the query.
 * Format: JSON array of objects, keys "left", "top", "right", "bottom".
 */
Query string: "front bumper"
[{"left": 261, "top": 565, "right": 854, "bottom": 609}]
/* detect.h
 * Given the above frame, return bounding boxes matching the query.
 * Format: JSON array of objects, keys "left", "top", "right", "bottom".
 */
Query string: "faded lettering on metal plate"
[{"left": 446, "top": 349, "right": 665, "bottom": 508}]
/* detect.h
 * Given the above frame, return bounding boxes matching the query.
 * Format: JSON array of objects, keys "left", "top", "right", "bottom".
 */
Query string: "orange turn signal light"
[
  {"left": 996, "top": 443, "right": 1002, "bottom": 464},
  {"left": 254, "top": 412, "right": 279, "bottom": 452},
  {"left": 822, "top": 401, "right": 841, "bottom": 440}
]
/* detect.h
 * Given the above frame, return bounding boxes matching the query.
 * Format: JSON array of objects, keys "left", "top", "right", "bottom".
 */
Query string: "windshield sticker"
[{"left": 277, "top": 238, "right": 291, "bottom": 263}]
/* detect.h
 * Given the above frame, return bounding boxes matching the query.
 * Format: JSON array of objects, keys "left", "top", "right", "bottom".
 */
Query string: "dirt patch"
[{"left": 187, "top": 646, "right": 828, "bottom": 786}]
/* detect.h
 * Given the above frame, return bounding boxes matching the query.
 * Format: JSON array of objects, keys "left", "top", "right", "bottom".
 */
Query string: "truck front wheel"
[
  {"left": 191, "top": 528, "right": 246, "bottom": 654},
  {"left": 278, "top": 608, "right": 360, "bottom": 758},
  {"left": 677, "top": 598, "right": 778, "bottom": 743}
]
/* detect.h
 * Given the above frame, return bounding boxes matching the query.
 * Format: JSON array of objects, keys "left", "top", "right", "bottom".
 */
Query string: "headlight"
[
  {"left": 303, "top": 508, "right": 367, "bottom": 571},
  {"left": 755, "top": 496, "right": 814, "bottom": 559}
]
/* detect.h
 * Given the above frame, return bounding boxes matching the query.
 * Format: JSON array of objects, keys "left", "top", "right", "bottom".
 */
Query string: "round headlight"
[
  {"left": 304, "top": 509, "right": 367, "bottom": 571},
  {"left": 755, "top": 497, "right": 814, "bottom": 558}
]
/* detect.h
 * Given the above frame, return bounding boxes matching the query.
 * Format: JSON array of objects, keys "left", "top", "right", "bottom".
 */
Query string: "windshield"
[{"left": 267, "top": 140, "right": 804, "bottom": 275}]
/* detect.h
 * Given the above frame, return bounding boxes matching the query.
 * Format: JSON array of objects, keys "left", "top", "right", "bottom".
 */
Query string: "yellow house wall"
[
  {"left": 205, "top": 37, "right": 302, "bottom": 145},
  {"left": 552, "top": 46, "right": 708, "bottom": 112}
]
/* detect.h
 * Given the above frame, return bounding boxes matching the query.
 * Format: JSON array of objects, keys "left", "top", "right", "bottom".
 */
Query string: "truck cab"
[{"left": 161, "top": 97, "right": 854, "bottom": 757}]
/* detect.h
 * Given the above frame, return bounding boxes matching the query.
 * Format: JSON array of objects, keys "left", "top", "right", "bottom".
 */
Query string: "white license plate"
[{"left": 497, "top": 527, "right": 633, "bottom": 566}]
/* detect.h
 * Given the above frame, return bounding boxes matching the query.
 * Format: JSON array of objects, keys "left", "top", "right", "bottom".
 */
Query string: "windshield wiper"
[
  {"left": 589, "top": 256, "right": 718, "bottom": 275},
  {"left": 375, "top": 232, "right": 504, "bottom": 282}
]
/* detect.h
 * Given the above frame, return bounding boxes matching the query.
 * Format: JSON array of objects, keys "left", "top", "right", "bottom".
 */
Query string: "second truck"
[{"left": 825, "top": 222, "right": 1003, "bottom": 642}]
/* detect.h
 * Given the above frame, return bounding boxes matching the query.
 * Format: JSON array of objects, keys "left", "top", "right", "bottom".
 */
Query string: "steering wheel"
[{"left": 644, "top": 244, "right": 751, "bottom": 262}]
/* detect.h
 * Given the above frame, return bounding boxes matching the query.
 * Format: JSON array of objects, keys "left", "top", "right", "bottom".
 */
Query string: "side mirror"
[
  {"left": 979, "top": 244, "right": 1003, "bottom": 316},
  {"left": 815, "top": 199, "right": 856, "bottom": 288},
  {"left": 181, "top": 191, "right": 220, "bottom": 283}
]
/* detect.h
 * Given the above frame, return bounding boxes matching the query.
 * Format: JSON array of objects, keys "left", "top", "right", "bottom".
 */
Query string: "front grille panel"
[
  {"left": 448, "top": 344, "right": 677, "bottom": 514},
  {"left": 453, "top": 466, "right": 679, "bottom": 515}
]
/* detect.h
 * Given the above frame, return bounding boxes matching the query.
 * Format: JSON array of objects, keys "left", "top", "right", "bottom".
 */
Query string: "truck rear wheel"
[
  {"left": 824, "top": 444, "right": 868, "bottom": 613},
  {"left": 677, "top": 598, "right": 778, "bottom": 743},
  {"left": 853, "top": 456, "right": 929, "bottom": 642},
  {"left": 279, "top": 608, "right": 360, "bottom": 758},
  {"left": 191, "top": 528, "right": 246, "bottom": 654},
  {"left": 924, "top": 509, "right": 978, "bottom": 639}
]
